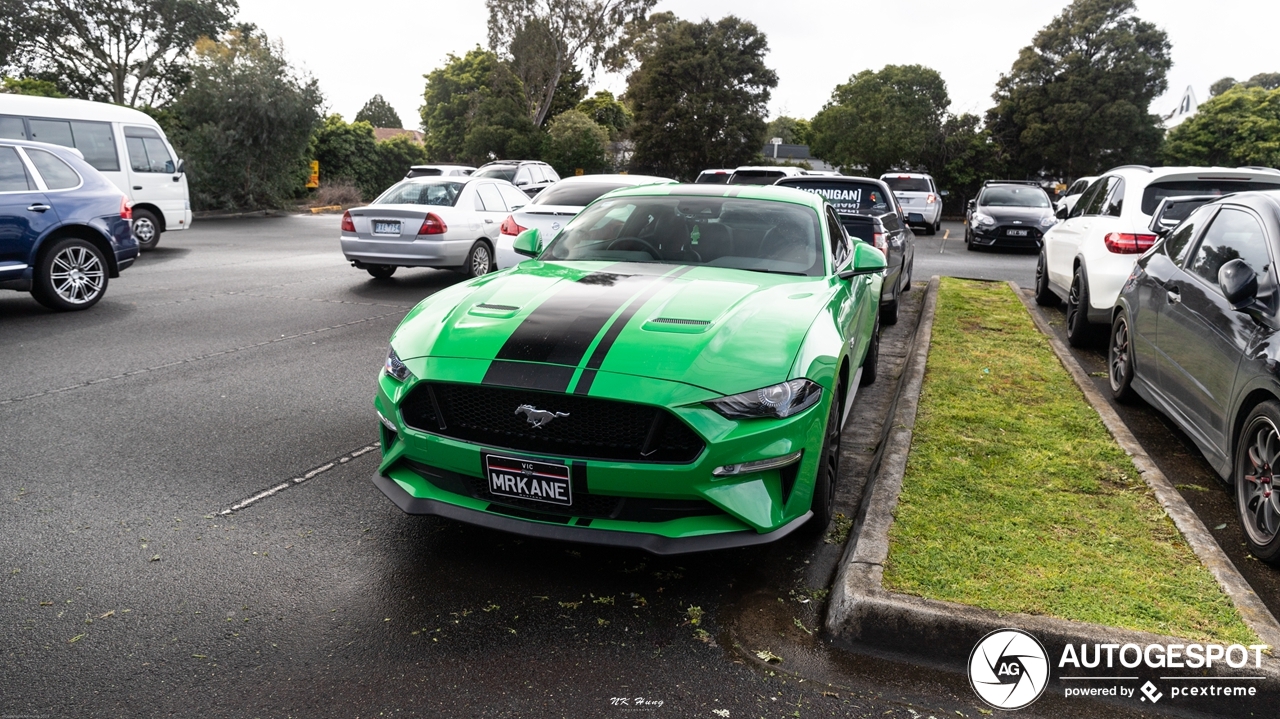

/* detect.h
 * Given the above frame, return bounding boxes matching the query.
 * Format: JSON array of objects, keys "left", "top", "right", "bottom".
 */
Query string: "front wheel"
[
  {"left": 1108, "top": 310, "right": 1136, "bottom": 402},
  {"left": 1034, "top": 252, "right": 1060, "bottom": 306},
  {"left": 1235, "top": 403, "right": 1280, "bottom": 565},
  {"left": 132, "top": 209, "right": 161, "bottom": 251},
  {"left": 462, "top": 241, "right": 494, "bottom": 279},
  {"left": 1065, "top": 266, "right": 1093, "bottom": 347},
  {"left": 32, "top": 237, "right": 108, "bottom": 311},
  {"left": 806, "top": 387, "right": 843, "bottom": 534}
]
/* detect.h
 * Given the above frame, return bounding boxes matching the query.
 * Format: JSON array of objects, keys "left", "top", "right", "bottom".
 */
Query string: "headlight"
[
  {"left": 384, "top": 347, "right": 414, "bottom": 382},
  {"left": 706, "top": 379, "right": 823, "bottom": 419},
  {"left": 1039, "top": 215, "right": 1058, "bottom": 228},
  {"left": 973, "top": 213, "right": 996, "bottom": 227}
]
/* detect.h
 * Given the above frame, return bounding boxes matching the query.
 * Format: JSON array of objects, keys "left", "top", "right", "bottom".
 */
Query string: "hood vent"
[
  {"left": 651, "top": 317, "right": 709, "bottom": 325},
  {"left": 477, "top": 303, "right": 520, "bottom": 311}
]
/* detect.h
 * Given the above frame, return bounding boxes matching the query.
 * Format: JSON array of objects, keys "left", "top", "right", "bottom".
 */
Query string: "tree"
[
  {"left": 1, "top": 77, "right": 66, "bottom": 97},
  {"left": 809, "top": 65, "right": 950, "bottom": 176},
  {"left": 311, "top": 114, "right": 379, "bottom": 198},
  {"left": 169, "top": 28, "right": 322, "bottom": 210},
  {"left": 543, "top": 110, "right": 610, "bottom": 176},
  {"left": 1163, "top": 87, "right": 1280, "bottom": 169},
  {"left": 627, "top": 16, "right": 777, "bottom": 180},
  {"left": 370, "top": 135, "right": 428, "bottom": 198},
  {"left": 354, "top": 94, "right": 403, "bottom": 128},
  {"left": 924, "top": 114, "right": 1006, "bottom": 212},
  {"left": 985, "top": 0, "right": 1170, "bottom": 179},
  {"left": 765, "top": 116, "right": 812, "bottom": 146},
  {"left": 0, "top": 0, "right": 35, "bottom": 74},
  {"left": 420, "top": 48, "right": 543, "bottom": 164},
  {"left": 1210, "top": 77, "right": 1238, "bottom": 98},
  {"left": 20, "top": 0, "right": 238, "bottom": 107},
  {"left": 1244, "top": 73, "right": 1280, "bottom": 91},
  {"left": 486, "top": 0, "right": 657, "bottom": 127},
  {"left": 576, "top": 90, "right": 631, "bottom": 138}
]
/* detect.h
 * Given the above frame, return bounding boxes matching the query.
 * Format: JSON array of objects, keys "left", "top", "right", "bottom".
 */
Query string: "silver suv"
[
  {"left": 472, "top": 160, "right": 560, "bottom": 198},
  {"left": 880, "top": 172, "right": 943, "bottom": 235}
]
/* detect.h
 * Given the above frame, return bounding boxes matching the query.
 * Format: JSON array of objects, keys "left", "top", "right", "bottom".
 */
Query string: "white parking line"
[{"left": 218, "top": 442, "right": 379, "bottom": 515}]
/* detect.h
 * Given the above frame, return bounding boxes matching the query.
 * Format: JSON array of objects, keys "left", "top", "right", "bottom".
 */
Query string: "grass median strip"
[{"left": 882, "top": 278, "right": 1254, "bottom": 644}]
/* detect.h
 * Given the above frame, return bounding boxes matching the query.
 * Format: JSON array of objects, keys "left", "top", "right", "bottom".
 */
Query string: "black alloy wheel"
[
  {"left": 1107, "top": 310, "right": 1136, "bottom": 402},
  {"left": 1034, "top": 252, "right": 1060, "bottom": 306},
  {"left": 1236, "top": 403, "right": 1280, "bottom": 565},
  {"left": 366, "top": 265, "right": 396, "bottom": 279},
  {"left": 806, "top": 384, "right": 844, "bottom": 534},
  {"left": 1065, "top": 266, "right": 1093, "bottom": 347}
]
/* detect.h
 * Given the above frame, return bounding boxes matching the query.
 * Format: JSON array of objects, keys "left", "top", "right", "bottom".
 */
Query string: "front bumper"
[
  {"left": 970, "top": 225, "right": 1045, "bottom": 250},
  {"left": 373, "top": 471, "right": 812, "bottom": 554}
]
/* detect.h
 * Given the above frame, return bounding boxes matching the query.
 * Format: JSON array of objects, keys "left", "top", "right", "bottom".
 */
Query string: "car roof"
[
  {"left": 0, "top": 94, "right": 163, "bottom": 127},
  {"left": 597, "top": 182, "right": 826, "bottom": 211},
  {"left": 549, "top": 174, "right": 673, "bottom": 185},
  {"left": 478, "top": 160, "right": 546, "bottom": 167},
  {"left": 1100, "top": 165, "right": 1280, "bottom": 183},
  {"left": 881, "top": 172, "right": 933, "bottom": 179},
  {"left": 409, "top": 164, "right": 475, "bottom": 169},
  {"left": 0, "top": 137, "right": 85, "bottom": 159},
  {"left": 732, "top": 166, "right": 802, "bottom": 173},
  {"left": 776, "top": 175, "right": 885, "bottom": 186}
]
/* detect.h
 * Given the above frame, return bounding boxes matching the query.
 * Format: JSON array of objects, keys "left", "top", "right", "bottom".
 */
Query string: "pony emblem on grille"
[{"left": 515, "top": 404, "right": 569, "bottom": 428}]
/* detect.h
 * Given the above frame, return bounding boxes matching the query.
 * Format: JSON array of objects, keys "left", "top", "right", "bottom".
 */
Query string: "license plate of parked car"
[
  {"left": 1007, "top": 229, "right": 1029, "bottom": 236},
  {"left": 485, "top": 455, "right": 572, "bottom": 506},
  {"left": 372, "top": 221, "right": 401, "bottom": 235}
]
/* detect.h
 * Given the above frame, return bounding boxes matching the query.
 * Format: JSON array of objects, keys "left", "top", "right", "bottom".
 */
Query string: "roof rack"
[
  {"left": 982, "top": 180, "right": 1041, "bottom": 187},
  {"left": 1102, "top": 165, "right": 1153, "bottom": 174}
]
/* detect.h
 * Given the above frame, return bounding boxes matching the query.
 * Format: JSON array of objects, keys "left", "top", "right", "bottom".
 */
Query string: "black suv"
[
  {"left": 472, "top": 161, "right": 561, "bottom": 197},
  {"left": 964, "top": 180, "right": 1056, "bottom": 251}
]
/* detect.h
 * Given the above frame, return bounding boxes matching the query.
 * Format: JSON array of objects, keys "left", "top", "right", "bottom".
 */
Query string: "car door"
[
  {"left": 123, "top": 125, "right": 186, "bottom": 227},
  {"left": 472, "top": 182, "right": 508, "bottom": 241},
  {"left": 825, "top": 207, "right": 864, "bottom": 361},
  {"left": 1158, "top": 206, "right": 1273, "bottom": 461},
  {"left": 1135, "top": 206, "right": 1215, "bottom": 386},
  {"left": 0, "top": 145, "right": 59, "bottom": 279},
  {"left": 1046, "top": 177, "right": 1108, "bottom": 289}
]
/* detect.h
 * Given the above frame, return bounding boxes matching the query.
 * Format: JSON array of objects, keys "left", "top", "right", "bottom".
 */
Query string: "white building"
[{"left": 1162, "top": 86, "right": 1199, "bottom": 129}]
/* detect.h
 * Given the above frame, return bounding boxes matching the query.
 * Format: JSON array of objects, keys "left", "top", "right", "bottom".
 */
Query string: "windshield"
[
  {"left": 729, "top": 170, "right": 786, "bottom": 185},
  {"left": 541, "top": 197, "right": 825, "bottom": 277},
  {"left": 1142, "top": 180, "right": 1280, "bottom": 216},
  {"left": 882, "top": 176, "right": 931, "bottom": 192},
  {"left": 374, "top": 179, "right": 464, "bottom": 206},
  {"left": 781, "top": 181, "right": 892, "bottom": 214},
  {"left": 534, "top": 182, "right": 636, "bottom": 207},
  {"left": 978, "top": 186, "right": 1050, "bottom": 208},
  {"left": 473, "top": 165, "right": 518, "bottom": 182}
]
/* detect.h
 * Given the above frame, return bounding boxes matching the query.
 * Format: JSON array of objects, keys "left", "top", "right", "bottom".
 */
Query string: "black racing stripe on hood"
[
  {"left": 482, "top": 361, "right": 576, "bottom": 392},
  {"left": 573, "top": 265, "right": 695, "bottom": 396}
]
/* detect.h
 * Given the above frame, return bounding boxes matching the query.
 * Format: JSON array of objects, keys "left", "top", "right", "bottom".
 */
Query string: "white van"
[{"left": 0, "top": 95, "right": 191, "bottom": 250}]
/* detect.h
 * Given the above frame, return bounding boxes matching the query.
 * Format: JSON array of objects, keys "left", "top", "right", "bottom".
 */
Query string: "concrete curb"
[
  {"left": 192, "top": 209, "right": 297, "bottom": 220},
  {"left": 824, "top": 277, "right": 1280, "bottom": 707}
]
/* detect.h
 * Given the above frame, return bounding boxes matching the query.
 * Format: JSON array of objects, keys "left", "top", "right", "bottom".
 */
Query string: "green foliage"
[
  {"left": 20, "top": 0, "right": 238, "bottom": 107},
  {"left": 926, "top": 114, "right": 1006, "bottom": 213},
  {"left": 370, "top": 135, "right": 429, "bottom": 198},
  {"left": 1163, "top": 87, "right": 1280, "bottom": 169},
  {"left": 169, "top": 28, "right": 322, "bottom": 210},
  {"left": 354, "top": 94, "right": 403, "bottom": 129},
  {"left": 543, "top": 109, "right": 611, "bottom": 176},
  {"left": 1, "top": 76, "right": 65, "bottom": 97},
  {"left": 311, "top": 114, "right": 378, "bottom": 199},
  {"left": 420, "top": 48, "right": 542, "bottom": 165},
  {"left": 764, "top": 116, "right": 811, "bottom": 146},
  {"left": 627, "top": 16, "right": 777, "bottom": 180},
  {"left": 810, "top": 65, "right": 949, "bottom": 177},
  {"left": 576, "top": 90, "right": 631, "bottom": 138},
  {"left": 1210, "top": 72, "right": 1280, "bottom": 98},
  {"left": 1210, "top": 77, "right": 1237, "bottom": 98},
  {"left": 985, "top": 0, "right": 1171, "bottom": 179}
]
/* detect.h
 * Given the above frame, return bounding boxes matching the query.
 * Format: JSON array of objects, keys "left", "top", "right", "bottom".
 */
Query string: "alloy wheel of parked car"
[
  {"left": 1236, "top": 404, "right": 1280, "bottom": 564},
  {"left": 32, "top": 238, "right": 108, "bottom": 311},
  {"left": 1065, "top": 267, "right": 1092, "bottom": 347},
  {"left": 366, "top": 265, "right": 396, "bottom": 279},
  {"left": 465, "top": 242, "right": 493, "bottom": 279},
  {"left": 1034, "top": 252, "right": 1059, "bottom": 306},
  {"left": 132, "top": 209, "right": 161, "bottom": 251},
  {"left": 1107, "top": 311, "right": 1136, "bottom": 402},
  {"left": 806, "top": 383, "right": 844, "bottom": 534}
]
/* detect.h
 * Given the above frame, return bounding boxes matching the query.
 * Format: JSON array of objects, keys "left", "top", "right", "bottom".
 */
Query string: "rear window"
[
  {"left": 729, "top": 170, "right": 785, "bottom": 185},
  {"left": 882, "top": 176, "right": 931, "bottom": 192},
  {"left": 26, "top": 148, "right": 81, "bottom": 190},
  {"left": 534, "top": 182, "right": 633, "bottom": 207},
  {"left": 406, "top": 167, "right": 442, "bottom": 177},
  {"left": 1142, "top": 180, "right": 1280, "bottom": 216},
  {"left": 474, "top": 165, "right": 518, "bottom": 182},
  {"left": 780, "top": 181, "right": 893, "bottom": 214},
  {"left": 375, "top": 179, "right": 463, "bottom": 206},
  {"left": 695, "top": 172, "right": 731, "bottom": 185}
]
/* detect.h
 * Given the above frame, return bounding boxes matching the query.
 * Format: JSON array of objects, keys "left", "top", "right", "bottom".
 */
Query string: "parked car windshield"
[
  {"left": 978, "top": 186, "right": 1051, "bottom": 208},
  {"left": 1142, "top": 180, "right": 1280, "bottom": 215},
  {"left": 473, "top": 165, "right": 518, "bottom": 182},
  {"left": 729, "top": 170, "right": 787, "bottom": 185},
  {"left": 882, "top": 176, "right": 931, "bottom": 192},
  {"left": 780, "top": 181, "right": 893, "bottom": 214},
  {"left": 542, "top": 196, "right": 825, "bottom": 277},
  {"left": 534, "top": 182, "right": 640, "bottom": 208},
  {"left": 374, "top": 179, "right": 464, "bottom": 206}
]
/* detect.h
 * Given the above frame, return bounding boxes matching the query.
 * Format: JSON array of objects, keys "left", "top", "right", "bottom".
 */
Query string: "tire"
[
  {"left": 934, "top": 220, "right": 942, "bottom": 234},
  {"left": 965, "top": 229, "right": 977, "bottom": 251},
  {"left": 860, "top": 316, "right": 880, "bottom": 386},
  {"left": 1065, "top": 265, "right": 1094, "bottom": 347},
  {"left": 1034, "top": 251, "right": 1060, "bottom": 306},
  {"left": 366, "top": 265, "right": 396, "bottom": 279},
  {"left": 1107, "top": 310, "right": 1137, "bottom": 403},
  {"left": 31, "top": 237, "right": 108, "bottom": 311},
  {"left": 132, "top": 209, "right": 161, "bottom": 251},
  {"left": 880, "top": 288, "right": 899, "bottom": 326},
  {"left": 922, "top": 221, "right": 935, "bottom": 236},
  {"left": 1235, "top": 402, "right": 1280, "bottom": 565},
  {"left": 805, "top": 385, "right": 843, "bottom": 534},
  {"left": 462, "top": 241, "right": 494, "bottom": 279}
]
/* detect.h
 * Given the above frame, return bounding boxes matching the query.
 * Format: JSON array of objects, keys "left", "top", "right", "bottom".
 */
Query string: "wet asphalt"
[{"left": 0, "top": 216, "right": 1249, "bottom": 718}]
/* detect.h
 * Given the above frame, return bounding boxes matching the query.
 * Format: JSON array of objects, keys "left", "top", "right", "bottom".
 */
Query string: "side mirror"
[
  {"left": 1219, "top": 259, "right": 1258, "bottom": 309},
  {"left": 939, "top": 190, "right": 950, "bottom": 197},
  {"left": 175, "top": 159, "right": 185, "bottom": 175},
  {"left": 1056, "top": 205, "right": 1068, "bottom": 220},
  {"left": 838, "top": 241, "right": 887, "bottom": 279},
  {"left": 966, "top": 199, "right": 975, "bottom": 212},
  {"left": 512, "top": 228, "right": 542, "bottom": 258},
  {"left": 515, "top": 179, "right": 529, "bottom": 187}
]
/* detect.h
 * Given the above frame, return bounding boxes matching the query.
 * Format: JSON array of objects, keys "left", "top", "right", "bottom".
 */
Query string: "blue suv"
[{"left": 0, "top": 139, "right": 138, "bottom": 311}]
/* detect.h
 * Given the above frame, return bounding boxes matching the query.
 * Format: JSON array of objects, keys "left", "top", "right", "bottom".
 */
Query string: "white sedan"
[
  {"left": 495, "top": 174, "right": 673, "bottom": 269},
  {"left": 340, "top": 176, "right": 532, "bottom": 279}
]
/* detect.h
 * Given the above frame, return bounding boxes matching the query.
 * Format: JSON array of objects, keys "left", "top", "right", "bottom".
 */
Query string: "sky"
[{"left": 234, "top": 0, "right": 1280, "bottom": 130}]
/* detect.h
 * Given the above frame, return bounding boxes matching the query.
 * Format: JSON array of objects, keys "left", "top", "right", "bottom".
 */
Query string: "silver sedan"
[{"left": 340, "top": 176, "right": 531, "bottom": 279}]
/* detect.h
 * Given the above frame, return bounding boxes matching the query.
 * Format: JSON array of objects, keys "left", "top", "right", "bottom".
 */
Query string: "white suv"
[
  {"left": 880, "top": 172, "right": 942, "bottom": 235},
  {"left": 1035, "top": 165, "right": 1280, "bottom": 345}
]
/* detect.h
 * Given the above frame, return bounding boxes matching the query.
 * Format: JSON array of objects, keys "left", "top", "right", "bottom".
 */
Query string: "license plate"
[
  {"left": 1007, "top": 229, "right": 1029, "bottom": 237},
  {"left": 373, "top": 220, "right": 401, "bottom": 235},
  {"left": 484, "top": 454, "right": 572, "bottom": 506}
]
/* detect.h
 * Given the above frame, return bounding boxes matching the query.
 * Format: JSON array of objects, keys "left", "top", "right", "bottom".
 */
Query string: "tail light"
[
  {"left": 341, "top": 211, "right": 355, "bottom": 233},
  {"left": 500, "top": 215, "right": 527, "bottom": 236},
  {"left": 872, "top": 232, "right": 887, "bottom": 251},
  {"left": 120, "top": 196, "right": 133, "bottom": 221},
  {"left": 925, "top": 193, "right": 937, "bottom": 204},
  {"left": 1104, "top": 232, "right": 1157, "bottom": 254},
  {"left": 418, "top": 213, "right": 447, "bottom": 235}
]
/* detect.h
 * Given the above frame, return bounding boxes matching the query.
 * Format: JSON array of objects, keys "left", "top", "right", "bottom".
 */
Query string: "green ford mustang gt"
[{"left": 371, "top": 183, "right": 886, "bottom": 554}]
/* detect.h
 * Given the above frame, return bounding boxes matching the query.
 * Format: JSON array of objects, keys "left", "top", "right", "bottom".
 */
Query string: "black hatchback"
[
  {"left": 964, "top": 181, "right": 1056, "bottom": 251},
  {"left": 1110, "top": 190, "right": 1280, "bottom": 564}
]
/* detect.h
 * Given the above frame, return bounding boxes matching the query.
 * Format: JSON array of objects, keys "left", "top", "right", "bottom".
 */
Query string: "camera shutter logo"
[{"left": 968, "top": 628, "right": 1050, "bottom": 710}]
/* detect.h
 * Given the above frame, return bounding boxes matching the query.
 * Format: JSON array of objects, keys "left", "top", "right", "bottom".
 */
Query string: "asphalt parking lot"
[{"left": 0, "top": 215, "right": 1254, "bottom": 718}]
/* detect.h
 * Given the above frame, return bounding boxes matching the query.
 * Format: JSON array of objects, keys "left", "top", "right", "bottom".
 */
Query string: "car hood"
[
  {"left": 390, "top": 261, "right": 836, "bottom": 396},
  {"left": 977, "top": 205, "right": 1053, "bottom": 222}
]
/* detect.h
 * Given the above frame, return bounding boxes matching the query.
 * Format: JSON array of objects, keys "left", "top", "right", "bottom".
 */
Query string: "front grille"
[{"left": 400, "top": 382, "right": 705, "bottom": 463}]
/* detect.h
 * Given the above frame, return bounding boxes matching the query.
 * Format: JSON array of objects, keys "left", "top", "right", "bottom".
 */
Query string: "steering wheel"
[{"left": 604, "top": 237, "right": 661, "bottom": 259}]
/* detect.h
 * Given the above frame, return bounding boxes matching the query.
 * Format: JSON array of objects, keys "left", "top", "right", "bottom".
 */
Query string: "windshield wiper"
[{"left": 744, "top": 267, "right": 807, "bottom": 276}]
